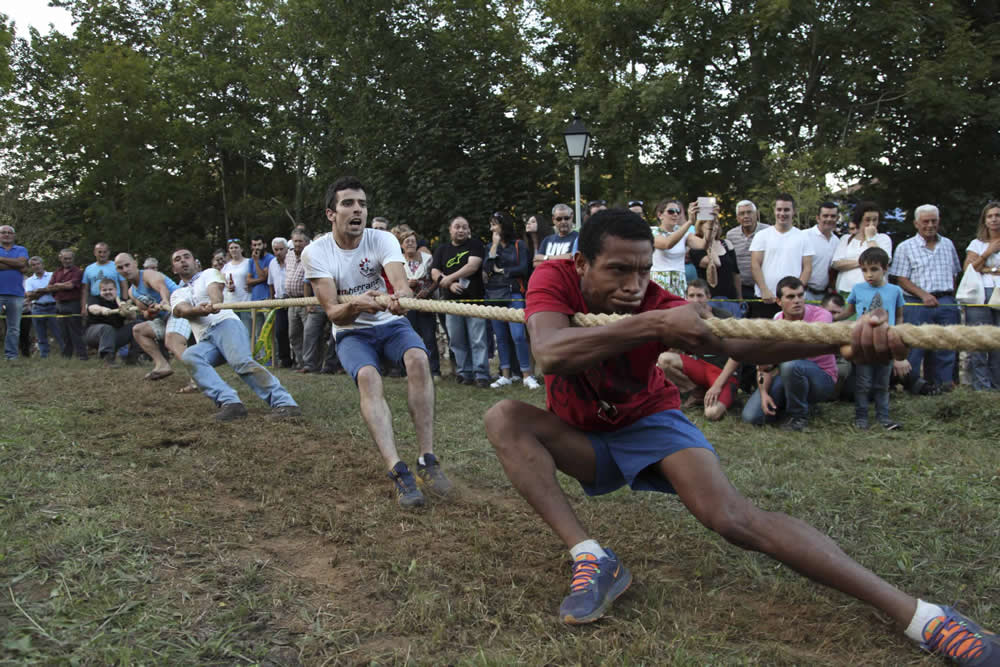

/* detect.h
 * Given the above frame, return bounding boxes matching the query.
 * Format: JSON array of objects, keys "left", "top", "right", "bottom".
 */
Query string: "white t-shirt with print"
[
  {"left": 748, "top": 226, "right": 815, "bottom": 296},
  {"left": 301, "top": 229, "right": 405, "bottom": 330},
  {"left": 169, "top": 269, "right": 240, "bottom": 342}
]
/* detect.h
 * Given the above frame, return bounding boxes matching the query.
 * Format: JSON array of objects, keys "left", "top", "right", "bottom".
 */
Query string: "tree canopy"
[{"left": 1, "top": 0, "right": 997, "bottom": 263}]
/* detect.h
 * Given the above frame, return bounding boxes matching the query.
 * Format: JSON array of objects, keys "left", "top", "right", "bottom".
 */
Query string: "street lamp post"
[{"left": 562, "top": 116, "right": 591, "bottom": 230}]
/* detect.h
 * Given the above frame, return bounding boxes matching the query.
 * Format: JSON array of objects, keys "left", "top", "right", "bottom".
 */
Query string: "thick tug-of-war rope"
[{"left": 214, "top": 296, "right": 1000, "bottom": 351}]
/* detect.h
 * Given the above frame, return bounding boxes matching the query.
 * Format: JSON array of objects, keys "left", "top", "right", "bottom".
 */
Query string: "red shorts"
[{"left": 680, "top": 355, "right": 737, "bottom": 407}]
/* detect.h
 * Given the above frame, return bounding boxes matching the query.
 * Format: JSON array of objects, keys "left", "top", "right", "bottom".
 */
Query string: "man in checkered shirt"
[{"left": 889, "top": 204, "right": 962, "bottom": 393}]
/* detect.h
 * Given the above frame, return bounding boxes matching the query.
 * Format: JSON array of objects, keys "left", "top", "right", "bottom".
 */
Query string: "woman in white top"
[
  {"left": 832, "top": 201, "right": 893, "bottom": 296},
  {"left": 222, "top": 238, "right": 252, "bottom": 332},
  {"left": 964, "top": 201, "right": 1000, "bottom": 390},
  {"left": 651, "top": 199, "right": 702, "bottom": 295},
  {"left": 392, "top": 225, "right": 441, "bottom": 378}
]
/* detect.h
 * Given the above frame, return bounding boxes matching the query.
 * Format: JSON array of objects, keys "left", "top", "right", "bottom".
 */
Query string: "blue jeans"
[
  {"left": 855, "top": 362, "right": 891, "bottom": 422},
  {"left": 445, "top": 313, "right": 488, "bottom": 380},
  {"left": 490, "top": 293, "right": 531, "bottom": 373},
  {"left": 904, "top": 296, "right": 960, "bottom": 387},
  {"left": 0, "top": 295, "right": 24, "bottom": 359},
  {"left": 742, "top": 360, "right": 836, "bottom": 423},
  {"left": 708, "top": 298, "right": 743, "bottom": 319},
  {"left": 29, "top": 302, "right": 63, "bottom": 357},
  {"left": 966, "top": 288, "right": 1000, "bottom": 391},
  {"left": 182, "top": 318, "right": 297, "bottom": 408}
]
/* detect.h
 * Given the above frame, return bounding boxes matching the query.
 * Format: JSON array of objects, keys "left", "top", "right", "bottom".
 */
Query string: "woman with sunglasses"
[
  {"left": 221, "top": 238, "right": 252, "bottom": 333},
  {"left": 651, "top": 199, "right": 699, "bottom": 296}
]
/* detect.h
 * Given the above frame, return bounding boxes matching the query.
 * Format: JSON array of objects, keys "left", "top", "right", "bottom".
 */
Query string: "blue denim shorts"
[
  {"left": 336, "top": 317, "right": 427, "bottom": 381},
  {"left": 583, "top": 410, "right": 716, "bottom": 497}
]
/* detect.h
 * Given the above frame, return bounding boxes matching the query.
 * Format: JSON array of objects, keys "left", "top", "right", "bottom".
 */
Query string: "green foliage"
[{"left": 0, "top": 0, "right": 997, "bottom": 257}]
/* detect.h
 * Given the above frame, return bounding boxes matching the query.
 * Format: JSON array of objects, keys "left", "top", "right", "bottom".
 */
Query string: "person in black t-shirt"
[
  {"left": 85, "top": 278, "right": 137, "bottom": 365},
  {"left": 431, "top": 216, "right": 489, "bottom": 386}
]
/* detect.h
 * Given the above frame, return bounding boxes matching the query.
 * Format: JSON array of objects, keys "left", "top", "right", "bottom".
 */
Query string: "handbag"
[
  {"left": 956, "top": 264, "right": 985, "bottom": 305},
  {"left": 989, "top": 284, "right": 1000, "bottom": 310}
]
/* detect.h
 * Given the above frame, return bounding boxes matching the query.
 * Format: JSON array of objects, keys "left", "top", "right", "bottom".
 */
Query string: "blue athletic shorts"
[
  {"left": 335, "top": 317, "right": 427, "bottom": 381},
  {"left": 582, "top": 410, "right": 716, "bottom": 496}
]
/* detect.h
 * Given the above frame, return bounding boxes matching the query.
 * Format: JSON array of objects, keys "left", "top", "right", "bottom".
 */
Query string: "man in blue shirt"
[
  {"left": 0, "top": 225, "right": 29, "bottom": 360},
  {"left": 247, "top": 235, "right": 275, "bottom": 340}
]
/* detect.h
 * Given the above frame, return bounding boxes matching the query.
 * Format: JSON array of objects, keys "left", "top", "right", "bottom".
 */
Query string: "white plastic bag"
[{"left": 956, "top": 264, "right": 985, "bottom": 305}]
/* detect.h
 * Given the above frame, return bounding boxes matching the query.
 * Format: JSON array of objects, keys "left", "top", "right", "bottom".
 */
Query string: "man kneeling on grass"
[
  {"left": 484, "top": 209, "right": 998, "bottom": 666},
  {"left": 169, "top": 248, "right": 301, "bottom": 422}
]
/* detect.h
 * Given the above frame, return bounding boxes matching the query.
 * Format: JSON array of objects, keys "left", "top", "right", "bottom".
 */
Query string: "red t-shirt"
[{"left": 525, "top": 260, "right": 686, "bottom": 432}]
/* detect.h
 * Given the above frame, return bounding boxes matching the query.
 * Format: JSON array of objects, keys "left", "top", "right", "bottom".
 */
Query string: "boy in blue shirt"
[{"left": 835, "top": 247, "right": 906, "bottom": 430}]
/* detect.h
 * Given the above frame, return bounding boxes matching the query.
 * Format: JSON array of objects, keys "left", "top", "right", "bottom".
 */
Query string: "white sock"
[
  {"left": 904, "top": 599, "right": 945, "bottom": 643},
  {"left": 570, "top": 539, "right": 608, "bottom": 560}
]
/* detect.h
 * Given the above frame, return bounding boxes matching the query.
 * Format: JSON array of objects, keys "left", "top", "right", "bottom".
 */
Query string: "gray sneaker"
[
  {"left": 215, "top": 402, "right": 248, "bottom": 422},
  {"left": 416, "top": 453, "right": 453, "bottom": 497},
  {"left": 388, "top": 462, "right": 425, "bottom": 508},
  {"left": 270, "top": 405, "right": 302, "bottom": 419}
]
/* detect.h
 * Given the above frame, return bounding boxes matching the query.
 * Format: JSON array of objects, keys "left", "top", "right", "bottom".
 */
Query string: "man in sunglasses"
[{"left": 533, "top": 204, "right": 579, "bottom": 268}]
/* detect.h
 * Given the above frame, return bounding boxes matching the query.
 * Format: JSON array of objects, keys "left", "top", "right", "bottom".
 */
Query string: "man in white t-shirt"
[
  {"left": 169, "top": 248, "right": 300, "bottom": 422},
  {"left": 804, "top": 201, "right": 841, "bottom": 303},
  {"left": 303, "top": 176, "right": 452, "bottom": 509},
  {"left": 749, "top": 193, "right": 814, "bottom": 318}
]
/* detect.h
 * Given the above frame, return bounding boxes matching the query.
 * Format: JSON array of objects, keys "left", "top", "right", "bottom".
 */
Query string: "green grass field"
[{"left": 2, "top": 358, "right": 999, "bottom": 665}]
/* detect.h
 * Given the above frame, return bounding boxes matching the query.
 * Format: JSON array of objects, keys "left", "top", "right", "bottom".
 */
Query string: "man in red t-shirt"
[{"left": 483, "top": 210, "right": 997, "bottom": 665}]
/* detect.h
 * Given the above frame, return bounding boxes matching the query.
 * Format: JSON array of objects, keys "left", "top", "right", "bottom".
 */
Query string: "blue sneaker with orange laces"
[
  {"left": 920, "top": 606, "right": 1000, "bottom": 666},
  {"left": 558, "top": 549, "right": 632, "bottom": 625}
]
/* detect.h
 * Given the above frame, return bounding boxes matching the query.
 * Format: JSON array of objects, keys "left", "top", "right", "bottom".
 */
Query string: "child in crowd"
[
  {"left": 834, "top": 247, "right": 905, "bottom": 430},
  {"left": 657, "top": 280, "right": 741, "bottom": 420}
]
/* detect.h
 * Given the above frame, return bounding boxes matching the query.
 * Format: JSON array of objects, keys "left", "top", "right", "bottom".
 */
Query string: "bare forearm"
[
  {"left": 531, "top": 312, "right": 663, "bottom": 375},
  {"left": 894, "top": 276, "right": 925, "bottom": 298},
  {"left": 722, "top": 339, "right": 838, "bottom": 366}
]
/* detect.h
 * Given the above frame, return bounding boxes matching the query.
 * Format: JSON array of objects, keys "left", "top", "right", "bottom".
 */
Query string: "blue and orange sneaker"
[
  {"left": 388, "top": 462, "right": 425, "bottom": 508},
  {"left": 559, "top": 549, "right": 632, "bottom": 625},
  {"left": 921, "top": 606, "right": 1000, "bottom": 666}
]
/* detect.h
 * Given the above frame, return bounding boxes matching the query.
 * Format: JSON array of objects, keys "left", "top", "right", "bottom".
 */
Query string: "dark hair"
[
  {"left": 252, "top": 235, "right": 265, "bottom": 244},
  {"left": 654, "top": 198, "right": 684, "bottom": 218},
  {"left": 852, "top": 201, "right": 881, "bottom": 225},
  {"left": 523, "top": 213, "right": 553, "bottom": 256},
  {"left": 858, "top": 246, "right": 890, "bottom": 269},
  {"left": 775, "top": 275, "right": 804, "bottom": 298},
  {"left": 821, "top": 292, "right": 845, "bottom": 309},
  {"left": 211, "top": 248, "right": 225, "bottom": 258},
  {"left": 98, "top": 277, "right": 117, "bottom": 288},
  {"left": 324, "top": 176, "right": 366, "bottom": 211},
  {"left": 775, "top": 193, "right": 796, "bottom": 209},
  {"left": 492, "top": 211, "right": 517, "bottom": 245},
  {"left": 578, "top": 209, "right": 653, "bottom": 262},
  {"left": 818, "top": 201, "right": 838, "bottom": 214},
  {"left": 687, "top": 278, "right": 711, "bottom": 297}
]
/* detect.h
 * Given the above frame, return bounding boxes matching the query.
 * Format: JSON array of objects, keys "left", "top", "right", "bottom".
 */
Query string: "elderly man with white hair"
[
  {"left": 533, "top": 203, "right": 579, "bottom": 267},
  {"left": 267, "top": 236, "right": 293, "bottom": 367},
  {"left": 725, "top": 200, "right": 770, "bottom": 304},
  {"left": 0, "top": 225, "right": 29, "bottom": 359},
  {"left": 889, "top": 204, "right": 962, "bottom": 394}
]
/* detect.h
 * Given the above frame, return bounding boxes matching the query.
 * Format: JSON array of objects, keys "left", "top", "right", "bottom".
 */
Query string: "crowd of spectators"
[{"left": 2, "top": 196, "right": 998, "bottom": 422}]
